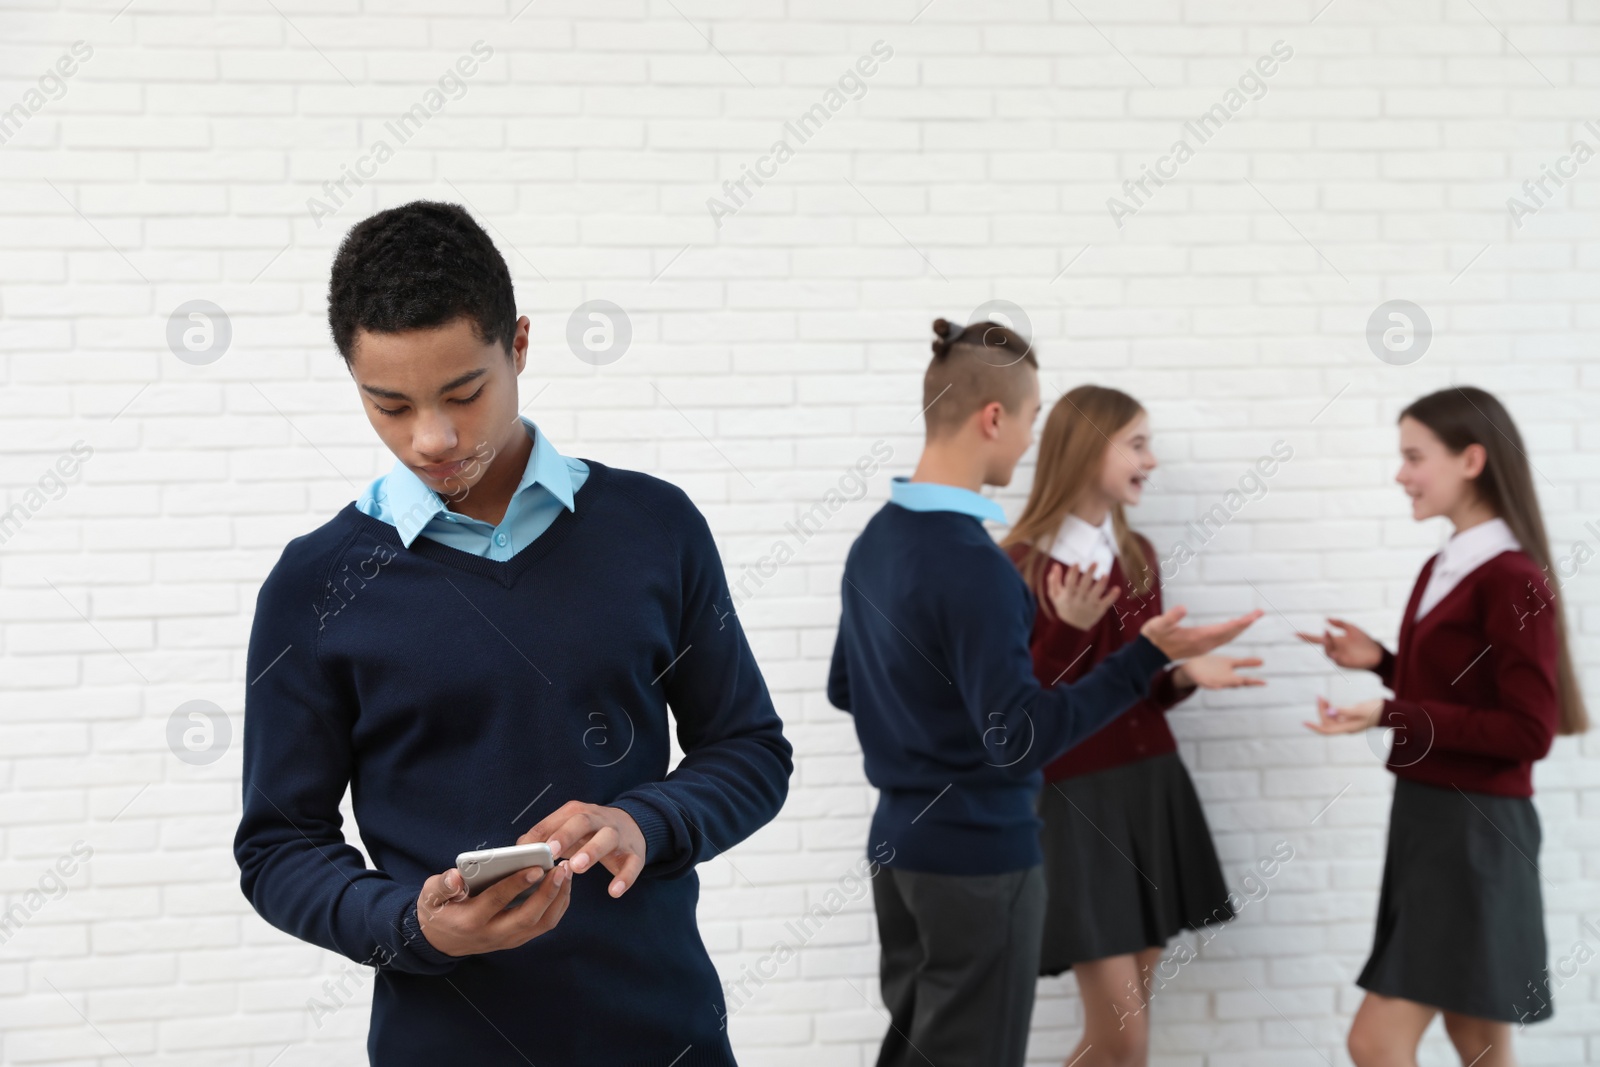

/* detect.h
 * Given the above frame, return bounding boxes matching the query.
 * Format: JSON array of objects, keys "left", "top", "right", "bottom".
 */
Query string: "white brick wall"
[{"left": 2, "top": 1, "right": 1597, "bottom": 1064}]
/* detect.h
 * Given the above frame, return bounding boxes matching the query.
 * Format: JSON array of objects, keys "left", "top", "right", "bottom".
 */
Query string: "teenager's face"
[
  {"left": 348, "top": 315, "right": 529, "bottom": 499},
  {"left": 1395, "top": 415, "right": 1483, "bottom": 522},
  {"left": 986, "top": 368, "right": 1042, "bottom": 487},
  {"left": 1096, "top": 411, "right": 1157, "bottom": 509}
]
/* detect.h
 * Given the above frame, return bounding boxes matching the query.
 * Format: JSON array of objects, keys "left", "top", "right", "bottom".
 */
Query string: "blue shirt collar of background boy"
[{"left": 888, "top": 474, "right": 1007, "bottom": 525}]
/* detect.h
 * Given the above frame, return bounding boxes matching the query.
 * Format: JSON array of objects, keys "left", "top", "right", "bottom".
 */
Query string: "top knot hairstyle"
[
  {"left": 922, "top": 317, "right": 1038, "bottom": 436},
  {"left": 327, "top": 200, "right": 518, "bottom": 367}
]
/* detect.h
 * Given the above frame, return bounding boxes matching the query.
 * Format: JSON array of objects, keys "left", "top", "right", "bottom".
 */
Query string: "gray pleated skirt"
[
  {"left": 1036, "top": 751, "right": 1234, "bottom": 976},
  {"left": 1356, "top": 776, "right": 1551, "bottom": 1023}
]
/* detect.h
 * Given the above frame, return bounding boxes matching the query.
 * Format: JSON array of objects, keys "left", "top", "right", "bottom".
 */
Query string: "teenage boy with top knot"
[{"left": 828, "top": 317, "right": 1261, "bottom": 1067}]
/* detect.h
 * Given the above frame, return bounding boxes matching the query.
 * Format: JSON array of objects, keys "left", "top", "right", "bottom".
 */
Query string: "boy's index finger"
[
  {"left": 520, "top": 798, "right": 583, "bottom": 845},
  {"left": 544, "top": 808, "right": 603, "bottom": 862}
]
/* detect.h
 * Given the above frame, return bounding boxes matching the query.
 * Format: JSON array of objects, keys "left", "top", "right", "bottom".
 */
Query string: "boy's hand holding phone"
[
  {"left": 519, "top": 801, "right": 646, "bottom": 900},
  {"left": 416, "top": 857, "right": 572, "bottom": 957},
  {"left": 414, "top": 803, "right": 645, "bottom": 958}
]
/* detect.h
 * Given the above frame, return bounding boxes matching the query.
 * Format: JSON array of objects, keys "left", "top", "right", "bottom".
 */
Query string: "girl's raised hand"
[
  {"left": 1303, "top": 695, "right": 1384, "bottom": 734},
  {"left": 1294, "top": 617, "right": 1385, "bottom": 670},
  {"left": 1045, "top": 562, "right": 1121, "bottom": 630},
  {"left": 1173, "top": 654, "right": 1266, "bottom": 690}
]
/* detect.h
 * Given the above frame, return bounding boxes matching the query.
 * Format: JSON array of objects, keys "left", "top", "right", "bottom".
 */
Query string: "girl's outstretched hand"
[
  {"left": 1173, "top": 654, "right": 1266, "bottom": 690},
  {"left": 1303, "top": 695, "right": 1384, "bottom": 734},
  {"left": 1295, "top": 617, "right": 1385, "bottom": 670}
]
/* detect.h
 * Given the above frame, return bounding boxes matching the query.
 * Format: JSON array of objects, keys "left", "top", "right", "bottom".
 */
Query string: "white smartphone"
[{"left": 455, "top": 843, "right": 556, "bottom": 907}]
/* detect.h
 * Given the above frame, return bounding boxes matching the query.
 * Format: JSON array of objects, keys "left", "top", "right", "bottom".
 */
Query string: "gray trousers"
[{"left": 871, "top": 864, "right": 1047, "bottom": 1067}]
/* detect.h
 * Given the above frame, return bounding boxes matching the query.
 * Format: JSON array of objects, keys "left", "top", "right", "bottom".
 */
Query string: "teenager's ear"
[
  {"left": 1461, "top": 441, "right": 1488, "bottom": 480},
  {"left": 510, "top": 316, "right": 531, "bottom": 375},
  {"left": 978, "top": 399, "right": 1005, "bottom": 440}
]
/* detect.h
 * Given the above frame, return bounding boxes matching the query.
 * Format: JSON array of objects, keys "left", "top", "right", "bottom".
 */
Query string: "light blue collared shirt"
[
  {"left": 354, "top": 416, "right": 589, "bottom": 561},
  {"left": 888, "top": 474, "right": 1007, "bottom": 524}
]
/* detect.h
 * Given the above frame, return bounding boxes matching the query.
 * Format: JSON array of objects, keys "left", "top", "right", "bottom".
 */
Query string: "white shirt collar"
[
  {"left": 1437, "top": 517, "right": 1520, "bottom": 577},
  {"left": 1415, "top": 517, "right": 1521, "bottom": 620},
  {"left": 1044, "top": 513, "right": 1118, "bottom": 576}
]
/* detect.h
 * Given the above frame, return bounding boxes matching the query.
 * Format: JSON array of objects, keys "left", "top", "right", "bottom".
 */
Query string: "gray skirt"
[
  {"left": 1357, "top": 777, "right": 1551, "bottom": 1024},
  {"left": 1036, "top": 751, "right": 1234, "bottom": 976}
]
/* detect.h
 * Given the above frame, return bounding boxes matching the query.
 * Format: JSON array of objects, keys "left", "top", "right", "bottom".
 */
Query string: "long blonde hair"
[{"left": 1001, "top": 385, "right": 1155, "bottom": 610}]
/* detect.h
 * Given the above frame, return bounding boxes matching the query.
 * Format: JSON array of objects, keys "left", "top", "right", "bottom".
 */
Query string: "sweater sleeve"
[
  {"left": 1143, "top": 664, "right": 1195, "bottom": 713},
  {"left": 1120, "top": 560, "right": 1194, "bottom": 715},
  {"left": 233, "top": 543, "right": 461, "bottom": 976},
  {"left": 1379, "top": 570, "right": 1561, "bottom": 763},
  {"left": 941, "top": 550, "right": 1171, "bottom": 778},
  {"left": 608, "top": 491, "right": 794, "bottom": 879},
  {"left": 827, "top": 607, "right": 851, "bottom": 713}
]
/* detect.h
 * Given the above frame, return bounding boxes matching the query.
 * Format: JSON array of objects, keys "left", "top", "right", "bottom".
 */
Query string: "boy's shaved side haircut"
[{"left": 922, "top": 317, "right": 1037, "bottom": 437}]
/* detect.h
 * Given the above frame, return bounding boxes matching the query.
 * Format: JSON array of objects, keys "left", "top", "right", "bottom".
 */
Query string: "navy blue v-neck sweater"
[
  {"left": 827, "top": 502, "right": 1169, "bottom": 875},
  {"left": 234, "top": 460, "right": 792, "bottom": 1066}
]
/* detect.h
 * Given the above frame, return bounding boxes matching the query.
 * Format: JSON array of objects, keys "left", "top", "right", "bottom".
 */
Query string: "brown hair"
[
  {"left": 1000, "top": 384, "right": 1156, "bottom": 606},
  {"left": 1400, "top": 386, "right": 1588, "bottom": 735},
  {"left": 922, "top": 317, "right": 1038, "bottom": 437}
]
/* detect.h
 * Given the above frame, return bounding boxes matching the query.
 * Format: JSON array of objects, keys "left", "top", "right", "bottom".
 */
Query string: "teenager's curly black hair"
[{"left": 326, "top": 200, "right": 517, "bottom": 366}]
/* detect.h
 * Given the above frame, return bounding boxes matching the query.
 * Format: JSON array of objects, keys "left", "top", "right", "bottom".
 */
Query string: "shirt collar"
[
  {"left": 1045, "top": 512, "right": 1117, "bottom": 569},
  {"left": 888, "top": 475, "right": 1007, "bottom": 525},
  {"left": 384, "top": 416, "right": 577, "bottom": 548},
  {"left": 1435, "top": 516, "right": 1520, "bottom": 577}
]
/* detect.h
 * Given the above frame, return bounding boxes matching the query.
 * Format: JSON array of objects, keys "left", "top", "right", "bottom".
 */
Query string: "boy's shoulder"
[
  {"left": 257, "top": 505, "right": 370, "bottom": 605},
  {"left": 856, "top": 502, "right": 1021, "bottom": 589},
  {"left": 590, "top": 460, "right": 694, "bottom": 512},
  {"left": 583, "top": 460, "right": 708, "bottom": 548}
]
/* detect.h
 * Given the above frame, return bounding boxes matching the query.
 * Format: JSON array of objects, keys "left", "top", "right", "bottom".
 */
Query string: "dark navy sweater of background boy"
[
  {"left": 827, "top": 481, "right": 1169, "bottom": 875},
  {"left": 234, "top": 461, "right": 791, "bottom": 1067}
]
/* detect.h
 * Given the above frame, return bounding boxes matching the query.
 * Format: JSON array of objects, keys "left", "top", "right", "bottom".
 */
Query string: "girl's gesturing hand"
[
  {"left": 1295, "top": 617, "right": 1385, "bottom": 670},
  {"left": 1045, "top": 562, "right": 1121, "bottom": 630},
  {"left": 1303, "top": 695, "right": 1384, "bottom": 734}
]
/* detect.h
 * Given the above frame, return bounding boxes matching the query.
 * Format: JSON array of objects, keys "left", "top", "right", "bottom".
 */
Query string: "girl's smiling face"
[
  {"left": 1096, "top": 411, "right": 1157, "bottom": 509},
  {"left": 1395, "top": 415, "right": 1486, "bottom": 522}
]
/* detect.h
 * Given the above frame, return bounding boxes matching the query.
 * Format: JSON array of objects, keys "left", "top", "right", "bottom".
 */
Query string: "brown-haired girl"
[
  {"left": 1300, "top": 385, "right": 1587, "bottom": 1067},
  {"left": 1001, "top": 384, "right": 1265, "bottom": 1067}
]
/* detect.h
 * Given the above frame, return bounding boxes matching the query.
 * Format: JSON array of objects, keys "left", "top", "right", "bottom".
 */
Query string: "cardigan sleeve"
[
  {"left": 1373, "top": 645, "right": 1397, "bottom": 689},
  {"left": 608, "top": 489, "right": 794, "bottom": 878},
  {"left": 234, "top": 543, "right": 463, "bottom": 977},
  {"left": 1379, "top": 569, "right": 1561, "bottom": 763}
]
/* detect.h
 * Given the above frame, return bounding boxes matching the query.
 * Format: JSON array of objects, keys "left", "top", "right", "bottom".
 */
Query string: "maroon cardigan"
[
  {"left": 1005, "top": 536, "right": 1191, "bottom": 782},
  {"left": 1372, "top": 549, "right": 1561, "bottom": 798}
]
